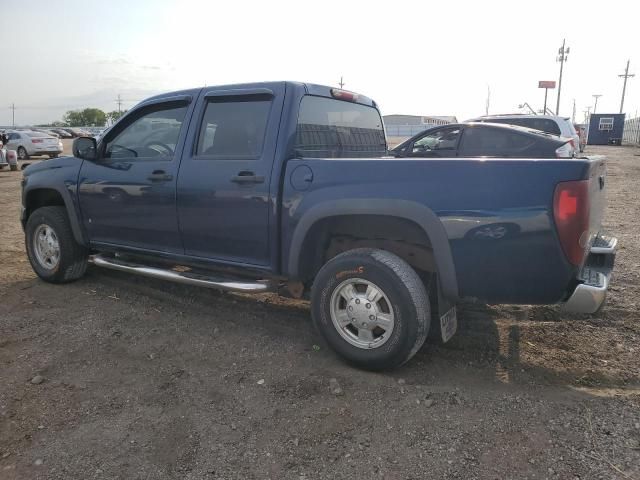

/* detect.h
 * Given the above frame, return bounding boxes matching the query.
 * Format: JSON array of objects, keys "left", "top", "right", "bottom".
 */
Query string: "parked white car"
[
  {"left": 467, "top": 114, "right": 580, "bottom": 157},
  {"left": 5, "top": 130, "right": 64, "bottom": 160}
]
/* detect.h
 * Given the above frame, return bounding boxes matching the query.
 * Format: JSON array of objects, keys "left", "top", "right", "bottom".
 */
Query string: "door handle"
[
  {"left": 231, "top": 171, "right": 265, "bottom": 184},
  {"left": 148, "top": 170, "right": 173, "bottom": 181}
]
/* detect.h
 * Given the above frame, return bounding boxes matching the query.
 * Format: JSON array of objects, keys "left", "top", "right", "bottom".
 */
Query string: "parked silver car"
[{"left": 5, "top": 130, "right": 63, "bottom": 160}]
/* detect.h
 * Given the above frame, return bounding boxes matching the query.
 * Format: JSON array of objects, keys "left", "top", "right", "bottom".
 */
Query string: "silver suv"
[{"left": 467, "top": 114, "right": 580, "bottom": 156}]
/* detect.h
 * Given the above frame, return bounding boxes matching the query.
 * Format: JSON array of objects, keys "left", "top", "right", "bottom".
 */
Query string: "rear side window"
[
  {"left": 460, "top": 127, "right": 537, "bottom": 157},
  {"left": 196, "top": 94, "right": 272, "bottom": 158},
  {"left": 295, "top": 96, "right": 386, "bottom": 158},
  {"left": 485, "top": 118, "right": 561, "bottom": 135}
]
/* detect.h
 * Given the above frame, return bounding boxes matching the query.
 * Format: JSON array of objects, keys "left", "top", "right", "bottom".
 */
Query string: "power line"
[
  {"left": 618, "top": 59, "right": 635, "bottom": 114},
  {"left": 555, "top": 39, "right": 569, "bottom": 115},
  {"left": 115, "top": 94, "right": 123, "bottom": 114}
]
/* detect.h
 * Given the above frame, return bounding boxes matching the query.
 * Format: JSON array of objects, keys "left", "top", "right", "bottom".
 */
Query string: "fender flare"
[
  {"left": 287, "top": 198, "right": 459, "bottom": 300},
  {"left": 23, "top": 185, "right": 87, "bottom": 246}
]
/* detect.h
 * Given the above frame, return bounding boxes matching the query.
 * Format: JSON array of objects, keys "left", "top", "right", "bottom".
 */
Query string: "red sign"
[{"left": 538, "top": 80, "right": 556, "bottom": 89}]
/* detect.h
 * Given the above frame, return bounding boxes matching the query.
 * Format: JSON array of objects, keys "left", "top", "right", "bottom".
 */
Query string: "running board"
[{"left": 89, "top": 254, "right": 275, "bottom": 293}]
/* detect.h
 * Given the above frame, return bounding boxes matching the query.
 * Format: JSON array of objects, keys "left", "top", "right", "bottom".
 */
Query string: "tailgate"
[{"left": 585, "top": 155, "right": 607, "bottom": 247}]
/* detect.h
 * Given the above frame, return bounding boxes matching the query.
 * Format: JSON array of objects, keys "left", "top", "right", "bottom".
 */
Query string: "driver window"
[
  {"left": 105, "top": 102, "right": 188, "bottom": 160},
  {"left": 412, "top": 128, "right": 461, "bottom": 154}
]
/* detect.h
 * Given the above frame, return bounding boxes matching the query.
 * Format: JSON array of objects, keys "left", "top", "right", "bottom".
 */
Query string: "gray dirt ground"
[{"left": 1, "top": 146, "right": 639, "bottom": 480}]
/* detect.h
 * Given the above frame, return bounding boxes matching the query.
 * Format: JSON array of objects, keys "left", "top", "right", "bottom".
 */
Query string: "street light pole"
[
  {"left": 556, "top": 39, "right": 569, "bottom": 115},
  {"left": 592, "top": 94, "right": 602, "bottom": 115},
  {"left": 618, "top": 59, "right": 635, "bottom": 114}
]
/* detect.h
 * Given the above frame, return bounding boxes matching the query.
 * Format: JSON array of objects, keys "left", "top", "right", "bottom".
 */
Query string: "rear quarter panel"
[{"left": 282, "top": 157, "right": 594, "bottom": 304}]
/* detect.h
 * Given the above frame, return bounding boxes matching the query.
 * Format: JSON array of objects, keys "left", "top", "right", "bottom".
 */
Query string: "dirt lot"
[{"left": 1, "top": 146, "right": 639, "bottom": 480}]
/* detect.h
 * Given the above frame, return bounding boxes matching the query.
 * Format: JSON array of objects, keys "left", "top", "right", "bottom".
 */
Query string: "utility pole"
[
  {"left": 9, "top": 103, "right": 16, "bottom": 126},
  {"left": 485, "top": 85, "right": 490, "bottom": 116},
  {"left": 555, "top": 39, "right": 569, "bottom": 115},
  {"left": 338, "top": 76, "right": 345, "bottom": 89},
  {"left": 584, "top": 106, "right": 592, "bottom": 124},
  {"left": 618, "top": 59, "right": 635, "bottom": 113},
  {"left": 572, "top": 99, "right": 576, "bottom": 123},
  {"left": 592, "top": 94, "right": 602, "bottom": 114},
  {"left": 115, "top": 94, "right": 123, "bottom": 114}
]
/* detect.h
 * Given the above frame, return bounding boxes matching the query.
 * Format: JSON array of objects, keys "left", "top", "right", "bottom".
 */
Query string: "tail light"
[
  {"left": 553, "top": 180, "right": 590, "bottom": 266},
  {"left": 555, "top": 142, "right": 573, "bottom": 158},
  {"left": 31, "top": 139, "right": 43, "bottom": 143}
]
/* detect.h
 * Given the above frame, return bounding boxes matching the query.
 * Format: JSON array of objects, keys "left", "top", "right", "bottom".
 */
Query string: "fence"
[{"left": 623, "top": 116, "right": 640, "bottom": 146}]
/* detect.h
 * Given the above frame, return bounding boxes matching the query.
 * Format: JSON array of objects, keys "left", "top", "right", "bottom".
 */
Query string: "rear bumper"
[{"left": 562, "top": 233, "right": 617, "bottom": 314}]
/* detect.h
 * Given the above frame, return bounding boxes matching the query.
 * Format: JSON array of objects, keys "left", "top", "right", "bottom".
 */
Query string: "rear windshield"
[
  {"left": 26, "top": 132, "right": 49, "bottom": 137},
  {"left": 482, "top": 118, "right": 561, "bottom": 136},
  {"left": 295, "top": 96, "right": 386, "bottom": 158}
]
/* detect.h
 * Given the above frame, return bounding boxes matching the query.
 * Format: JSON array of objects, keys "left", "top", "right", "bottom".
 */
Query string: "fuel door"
[{"left": 290, "top": 164, "right": 314, "bottom": 191}]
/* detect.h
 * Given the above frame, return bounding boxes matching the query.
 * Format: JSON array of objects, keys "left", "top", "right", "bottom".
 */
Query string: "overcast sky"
[{"left": 1, "top": 0, "right": 638, "bottom": 126}]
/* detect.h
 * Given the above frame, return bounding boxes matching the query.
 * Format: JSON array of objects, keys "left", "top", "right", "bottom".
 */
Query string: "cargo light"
[
  {"left": 330, "top": 88, "right": 358, "bottom": 102},
  {"left": 553, "top": 180, "right": 590, "bottom": 266}
]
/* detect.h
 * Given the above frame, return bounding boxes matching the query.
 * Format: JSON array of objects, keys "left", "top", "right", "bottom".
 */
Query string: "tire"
[
  {"left": 10, "top": 163, "right": 17, "bottom": 171},
  {"left": 311, "top": 248, "right": 430, "bottom": 371},
  {"left": 48, "top": 154, "right": 59, "bottom": 159},
  {"left": 17, "top": 146, "right": 29, "bottom": 160},
  {"left": 25, "top": 206, "right": 88, "bottom": 283}
]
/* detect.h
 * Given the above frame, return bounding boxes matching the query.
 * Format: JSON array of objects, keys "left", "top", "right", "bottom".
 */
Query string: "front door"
[
  {"left": 78, "top": 98, "right": 192, "bottom": 253},
  {"left": 408, "top": 126, "right": 462, "bottom": 157},
  {"left": 177, "top": 84, "right": 285, "bottom": 266}
]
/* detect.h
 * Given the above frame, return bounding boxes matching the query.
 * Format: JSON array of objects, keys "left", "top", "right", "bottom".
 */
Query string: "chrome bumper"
[{"left": 563, "top": 233, "right": 617, "bottom": 314}]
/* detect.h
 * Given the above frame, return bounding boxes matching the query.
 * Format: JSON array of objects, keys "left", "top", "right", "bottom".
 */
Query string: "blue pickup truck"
[{"left": 21, "top": 81, "right": 617, "bottom": 370}]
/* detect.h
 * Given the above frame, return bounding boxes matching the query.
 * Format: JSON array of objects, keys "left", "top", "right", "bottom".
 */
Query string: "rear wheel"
[
  {"left": 17, "top": 146, "right": 28, "bottom": 160},
  {"left": 25, "top": 206, "right": 88, "bottom": 283},
  {"left": 10, "top": 163, "right": 17, "bottom": 171},
  {"left": 311, "top": 248, "right": 430, "bottom": 370},
  {"left": 48, "top": 154, "right": 59, "bottom": 159}
]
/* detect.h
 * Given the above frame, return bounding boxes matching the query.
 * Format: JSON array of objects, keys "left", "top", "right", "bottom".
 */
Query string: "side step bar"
[{"left": 89, "top": 254, "right": 275, "bottom": 293}]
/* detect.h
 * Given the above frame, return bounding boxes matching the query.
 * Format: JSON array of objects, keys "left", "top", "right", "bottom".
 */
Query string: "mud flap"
[{"left": 427, "top": 275, "right": 458, "bottom": 344}]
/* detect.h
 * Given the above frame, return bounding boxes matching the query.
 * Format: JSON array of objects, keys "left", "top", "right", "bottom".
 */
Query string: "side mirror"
[{"left": 72, "top": 136, "right": 97, "bottom": 160}]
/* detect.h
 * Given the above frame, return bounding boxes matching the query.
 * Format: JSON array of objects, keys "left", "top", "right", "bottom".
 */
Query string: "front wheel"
[
  {"left": 25, "top": 206, "right": 88, "bottom": 283},
  {"left": 311, "top": 248, "right": 430, "bottom": 371}
]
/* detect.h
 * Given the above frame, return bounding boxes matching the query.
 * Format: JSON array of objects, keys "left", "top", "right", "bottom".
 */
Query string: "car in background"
[
  {"left": 467, "top": 114, "right": 580, "bottom": 156},
  {"left": 4, "top": 130, "right": 63, "bottom": 160},
  {"left": 390, "top": 122, "right": 575, "bottom": 159},
  {"left": 58, "top": 128, "right": 91, "bottom": 138},
  {"left": 31, "top": 128, "right": 60, "bottom": 138},
  {"left": 50, "top": 128, "right": 74, "bottom": 139}
]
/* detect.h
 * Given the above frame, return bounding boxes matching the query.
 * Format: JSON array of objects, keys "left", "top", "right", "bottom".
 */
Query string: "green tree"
[{"left": 63, "top": 108, "right": 107, "bottom": 127}]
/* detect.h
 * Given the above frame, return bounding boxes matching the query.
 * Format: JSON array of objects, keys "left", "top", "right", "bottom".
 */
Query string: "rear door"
[
  {"left": 78, "top": 96, "right": 194, "bottom": 253},
  {"left": 176, "top": 83, "right": 285, "bottom": 266},
  {"left": 458, "top": 126, "right": 554, "bottom": 158}
]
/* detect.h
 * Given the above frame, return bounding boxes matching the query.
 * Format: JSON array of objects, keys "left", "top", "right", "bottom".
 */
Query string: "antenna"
[{"left": 339, "top": 76, "right": 345, "bottom": 88}]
